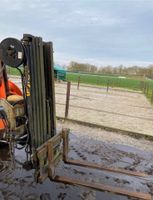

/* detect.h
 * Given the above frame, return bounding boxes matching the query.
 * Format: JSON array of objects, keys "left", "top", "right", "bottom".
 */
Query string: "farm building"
[{"left": 54, "top": 65, "right": 66, "bottom": 81}]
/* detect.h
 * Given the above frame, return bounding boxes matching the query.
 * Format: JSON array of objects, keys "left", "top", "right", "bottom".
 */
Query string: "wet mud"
[{"left": 0, "top": 132, "right": 153, "bottom": 200}]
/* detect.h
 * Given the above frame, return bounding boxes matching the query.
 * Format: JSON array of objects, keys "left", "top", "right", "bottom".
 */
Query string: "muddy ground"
[{"left": 0, "top": 121, "right": 153, "bottom": 200}]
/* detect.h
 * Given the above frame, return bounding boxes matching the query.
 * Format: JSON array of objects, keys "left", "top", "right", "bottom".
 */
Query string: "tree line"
[{"left": 67, "top": 61, "right": 153, "bottom": 78}]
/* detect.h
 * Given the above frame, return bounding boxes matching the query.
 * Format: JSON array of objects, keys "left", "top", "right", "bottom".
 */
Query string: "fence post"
[
  {"left": 140, "top": 81, "right": 144, "bottom": 91},
  {"left": 107, "top": 80, "right": 109, "bottom": 92},
  {"left": 65, "top": 81, "right": 71, "bottom": 118},
  {"left": 77, "top": 76, "right": 80, "bottom": 90},
  {"left": 151, "top": 90, "right": 153, "bottom": 104},
  {"left": 143, "top": 83, "right": 146, "bottom": 94},
  {"left": 96, "top": 76, "right": 99, "bottom": 85},
  {"left": 146, "top": 84, "right": 149, "bottom": 96}
]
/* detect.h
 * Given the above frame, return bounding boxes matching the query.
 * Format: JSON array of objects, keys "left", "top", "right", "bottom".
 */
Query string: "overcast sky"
[{"left": 0, "top": 0, "right": 153, "bottom": 67}]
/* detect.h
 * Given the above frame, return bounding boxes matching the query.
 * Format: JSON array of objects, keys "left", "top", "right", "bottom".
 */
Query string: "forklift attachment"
[{"left": 53, "top": 176, "right": 151, "bottom": 200}]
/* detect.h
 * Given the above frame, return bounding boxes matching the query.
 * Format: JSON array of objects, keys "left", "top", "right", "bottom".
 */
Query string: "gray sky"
[{"left": 0, "top": 0, "right": 153, "bottom": 66}]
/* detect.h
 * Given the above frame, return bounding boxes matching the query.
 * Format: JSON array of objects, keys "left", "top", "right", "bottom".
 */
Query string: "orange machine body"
[{"left": 0, "top": 78, "right": 22, "bottom": 131}]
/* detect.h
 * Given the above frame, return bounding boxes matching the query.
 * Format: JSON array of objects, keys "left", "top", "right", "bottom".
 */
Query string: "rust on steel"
[
  {"left": 53, "top": 176, "right": 151, "bottom": 200},
  {"left": 62, "top": 128, "right": 69, "bottom": 162},
  {"left": 65, "top": 159, "right": 147, "bottom": 177}
]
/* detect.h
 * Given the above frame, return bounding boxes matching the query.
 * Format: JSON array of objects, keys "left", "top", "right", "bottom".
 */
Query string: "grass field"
[
  {"left": 6, "top": 67, "right": 153, "bottom": 103},
  {"left": 7, "top": 66, "right": 22, "bottom": 76},
  {"left": 66, "top": 72, "right": 153, "bottom": 103},
  {"left": 66, "top": 72, "right": 153, "bottom": 90}
]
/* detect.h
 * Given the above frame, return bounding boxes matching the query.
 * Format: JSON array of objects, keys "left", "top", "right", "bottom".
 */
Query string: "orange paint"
[
  {"left": 0, "top": 78, "right": 6, "bottom": 99},
  {"left": 0, "top": 79, "right": 22, "bottom": 131},
  {"left": 8, "top": 81, "right": 22, "bottom": 96},
  {"left": 0, "top": 120, "right": 5, "bottom": 130}
]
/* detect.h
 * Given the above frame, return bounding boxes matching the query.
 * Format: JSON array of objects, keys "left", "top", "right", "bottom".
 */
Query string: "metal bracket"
[{"left": 33, "top": 132, "right": 62, "bottom": 182}]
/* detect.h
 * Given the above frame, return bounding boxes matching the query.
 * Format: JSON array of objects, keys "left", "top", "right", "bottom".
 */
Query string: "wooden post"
[
  {"left": 144, "top": 83, "right": 146, "bottom": 94},
  {"left": 146, "top": 84, "right": 149, "bottom": 96},
  {"left": 151, "top": 90, "right": 153, "bottom": 104},
  {"left": 142, "top": 81, "right": 145, "bottom": 92},
  {"left": 140, "top": 81, "right": 144, "bottom": 91},
  {"left": 107, "top": 80, "right": 109, "bottom": 92},
  {"left": 77, "top": 76, "right": 80, "bottom": 90},
  {"left": 65, "top": 81, "right": 71, "bottom": 118}
]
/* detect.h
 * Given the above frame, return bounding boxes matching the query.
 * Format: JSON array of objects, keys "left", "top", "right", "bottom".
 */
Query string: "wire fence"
[
  {"left": 141, "top": 81, "right": 153, "bottom": 104},
  {"left": 66, "top": 72, "right": 153, "bottom": 104},
  {"left": 55, "top": 81, "right": 153, "bottom": 136},
  {"left": 6, "top": 69, "right": 153, "bottom": 105}
]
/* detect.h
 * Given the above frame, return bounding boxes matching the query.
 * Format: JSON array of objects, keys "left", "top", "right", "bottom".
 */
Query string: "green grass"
[
  {"left": 66, "top": 72, "right": 150, "bottom": 90},
  {"left": 6, "top": 66, "right": 22, "bottom": 76},
  {"left": 66, "top": 72, "right": 153, "bottom": 104},
  {"left": 7, "top": 67, "right": 153, "bottom": 103}
]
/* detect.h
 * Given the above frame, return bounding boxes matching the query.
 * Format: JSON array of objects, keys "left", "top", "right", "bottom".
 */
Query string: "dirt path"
[{"left": 55, "top": 82, "right": 153, "bottom": 137}]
